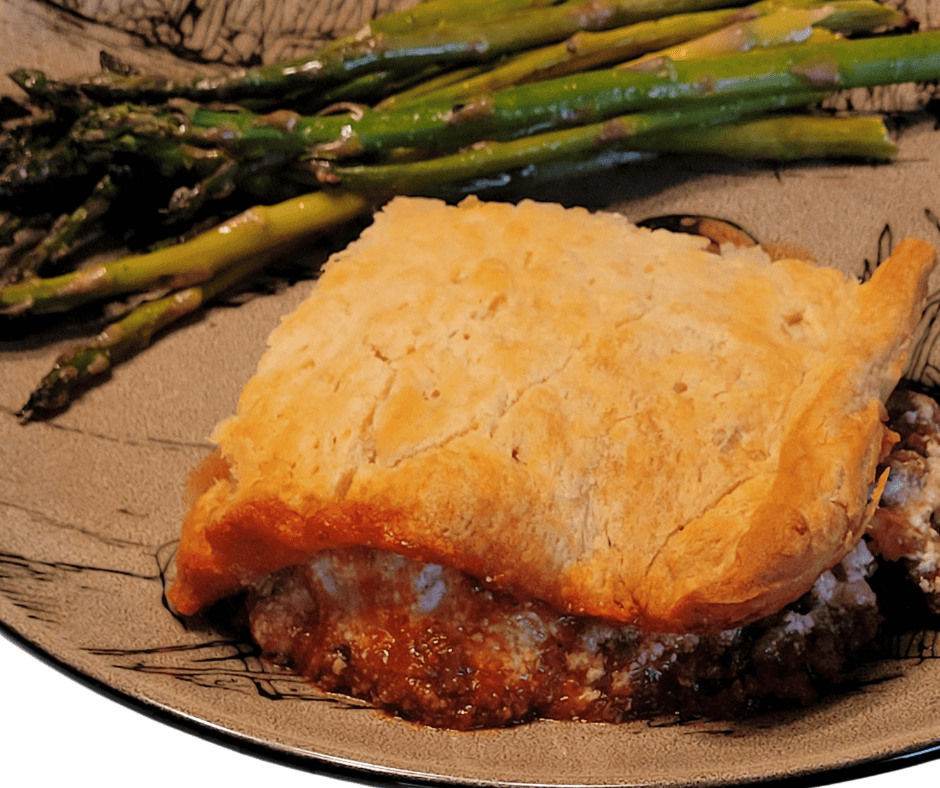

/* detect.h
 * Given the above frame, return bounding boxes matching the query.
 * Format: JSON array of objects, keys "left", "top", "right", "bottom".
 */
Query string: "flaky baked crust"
[{"left": 168, "top": 197, "right": 936, "bottom": 633}]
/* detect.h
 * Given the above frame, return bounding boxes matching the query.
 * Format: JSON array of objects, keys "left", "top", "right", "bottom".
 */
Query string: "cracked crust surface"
[{"left": 168, "top": 196, "right": 935, "bottom": 632}]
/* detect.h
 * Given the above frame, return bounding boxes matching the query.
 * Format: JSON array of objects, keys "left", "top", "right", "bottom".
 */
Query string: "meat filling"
[
  {"left": 246, "top": 542, "right": 881, "bottom": 730},
  {"left": 869, "top": 388, "right": 940, "bottom": 612},
  {"left": 238, "top": 390, "right": 940, "bottom": 730}
]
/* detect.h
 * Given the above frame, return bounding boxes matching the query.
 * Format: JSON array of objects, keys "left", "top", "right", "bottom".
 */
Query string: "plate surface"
[{"left": 4, "top": 1, "right": 940, "bottom": 785}]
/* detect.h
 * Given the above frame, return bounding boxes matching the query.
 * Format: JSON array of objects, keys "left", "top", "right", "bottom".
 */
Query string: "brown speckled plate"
[{"left": 4, "top": 1, "right": 940, "bottom": 785}]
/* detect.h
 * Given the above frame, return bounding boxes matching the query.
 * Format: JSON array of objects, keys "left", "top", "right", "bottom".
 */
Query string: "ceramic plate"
[{"left": 4, "top": 1, "right": 940, "bottom": 785}]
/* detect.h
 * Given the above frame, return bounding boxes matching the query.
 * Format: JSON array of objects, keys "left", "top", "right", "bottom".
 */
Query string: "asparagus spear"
[
  {"left": 310, "top": 90, "right": 831, "bottom": 192},
  {"left": 630, "top": 112, "right": 899, "bottom": 158},
  {"left": 14, "top": 249, "right": 275, "bottom": 421},
  {"left": 0, "top": 191, "right": 373, "bottom": 314},
  {"left": 374, "top": 64, "right": 492, "bottom": 110},
  {"left": 51, "top": 102, "right": 296, "bottom": 209},
  {"left": 6, "top": 68, "right": 98, "bottom": 115},
  {"left": 0, "top": 217, "right": 48, "bottom": 288},
  {"left": 14, "top": 277, "right": 241, "bottom": 421},
  {"left": 3, "top": 174, "right": 118, "bottom": 283},
  {"left": 621, "top": 3, "right": 885, "bottom": 67},
  {"left": 306, "top": 66, "right": 451, "bottom": 111},
  {"left": 187, "top": 30, "right": 940, "bottom": 159},
  {"left": 18, "top": 0, "right": 742, "bottom": 106},
  {"left": 14, "top": 189, "right": 374, "bottom": 420},
  {"left": 364, "top": 0, "right": 564, "bottom": 35},
  {"left": 380, "top": 0, "right": 905, "bottom": 110},
  {"left": 421, "top": 112, "right": 897, "bottom": 200},
  {"left": 1, "top": 101, "right": 204, "bottom": 204},
  {"left": 0, "top": 139, "right": 94, "bottom": 202},
  {"left": 377, "top": 7, "right": 746, "bottom": 110}
]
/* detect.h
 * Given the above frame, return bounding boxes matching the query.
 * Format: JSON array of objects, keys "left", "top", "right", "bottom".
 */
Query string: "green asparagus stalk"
[
  {"left": 61, "top": 103, "right": 291, "bottom": 206},
  {"left": 15, "top": 246, "right": 277, "bottom": 422},
  {"left": 0, "top": 139, "right": 93, "bottom": 201},
  {"left": 375, "top": 64, "right": 492, "bottom": 110},
  {"left": 377, "top": 6, "right": 746, "bottom": 110},
  {"left": 3, "top": 174, "right": 118, "bottom": 283},
  {"left": 15, "top": 270, "right": 251, "bottom": 421},
  {"left": 6, "top": 68, "right": 99, "bottom": 114},
  {"left": 0, "top": 101, "right": 204, "bottom": 205},
  {"left": 12, "top": 0, "right": 530, "bottom": 109},
  {"left": 381, "top": 0, "right": 905, "bottom": 110},
  {"left": 161, "top": 152, "right": 292, "bottom": 220},
  {"left": 14, "top": 188, "right": 375, "bottom": 419},
  {"left": 363, "top": 0, "right": 564, "bottom": 35},
  {"left": 188, "top": 30, "right": 940, "bottom": 160},
  {"left": 1, "top": 217, "right": 47, "bottom": 288},
  {"left": 0, "top": 191, "right": 373, "bottom": 314},
  {"left": 305, "top": 66, "right": 449, "bottom": 111},
  {"left": 311, "top": 90, "right": 828, "bottom": 192},
  {"left": 630, "top": 112, "right": 898, "bottom": 158},
  {"left": 811, "top": 0, "right": 911, "bottom": 32},
  {"left": 421, "top": 113, "right": 897, "bottom": 199},
  {"left": 20, "top": 0, "right": 742, "bottom": 105},
  {"left": 623, "top": 6, "right": 832, "bottom": 66}
]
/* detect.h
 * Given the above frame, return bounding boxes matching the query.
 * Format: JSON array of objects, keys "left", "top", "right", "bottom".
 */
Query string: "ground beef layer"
[{"left": 245, "top": 541, "right": 881, "bottom": 730}]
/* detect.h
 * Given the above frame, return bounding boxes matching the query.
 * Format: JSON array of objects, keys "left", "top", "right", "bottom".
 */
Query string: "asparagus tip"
[
  {"left": 15, "top": 346, "right": 112, "bottom": 423},
  {"left": 8, "top": 68, "right": 47, "bottom": 91}
]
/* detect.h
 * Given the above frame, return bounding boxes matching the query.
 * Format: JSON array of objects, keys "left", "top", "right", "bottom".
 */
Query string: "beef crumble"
[
  {"left": 869, "top": 388, "right": 940, "bottom": 613},
  {"left": 246, "top": 538, "right": 881, "bottom": 730}
]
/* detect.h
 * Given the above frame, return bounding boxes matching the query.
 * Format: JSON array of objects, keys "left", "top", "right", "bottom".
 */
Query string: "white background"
[{"left": 3, "top": 630, "right": 939, "bottom": 787}]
